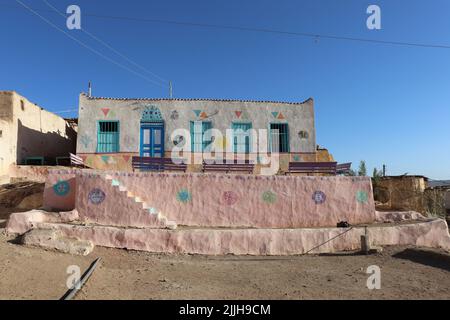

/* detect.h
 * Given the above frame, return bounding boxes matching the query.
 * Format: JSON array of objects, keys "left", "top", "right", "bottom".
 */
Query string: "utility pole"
[{"left": 169, "top": 81, "right": 173, "bottom": 99}]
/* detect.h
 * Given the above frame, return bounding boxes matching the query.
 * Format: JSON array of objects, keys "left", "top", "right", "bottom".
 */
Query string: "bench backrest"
[
  {"left": 288, "top": 161, "right": 337, "bottom": 174},
  {"left": 132, "top": 157, "right": 187, "bottom": 171},
  {"left": 70, "top": 153, "right": 89, "bottom": 168},
  {"left": 202, "top": 161, "right": 254, "bottom": 173},
  {"left": 336, "top": 162, "right": 352, "bottom": 174}
]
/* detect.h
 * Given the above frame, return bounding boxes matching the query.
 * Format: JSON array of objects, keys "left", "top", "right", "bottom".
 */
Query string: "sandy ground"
[{"left": 0, "top": 225, "right": 449, "bottom": 300}]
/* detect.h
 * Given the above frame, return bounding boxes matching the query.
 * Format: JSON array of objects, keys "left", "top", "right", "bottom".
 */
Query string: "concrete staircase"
[{"left": 104, "top": 174, "right": 177, "bottom": 230}]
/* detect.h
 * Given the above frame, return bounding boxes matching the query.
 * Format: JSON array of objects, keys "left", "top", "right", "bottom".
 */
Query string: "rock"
[
  {"left": 0, "top": 182, "right": 44, "bottom": 208},
  {"left": 16, "top": 192, "right": 43, "bottom": 209},
  {"left": 21, "top": 228, "right": 94, "bottom": 256}
]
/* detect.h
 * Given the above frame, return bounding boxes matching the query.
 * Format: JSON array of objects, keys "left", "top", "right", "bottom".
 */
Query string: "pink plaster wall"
[
  {"left": 75, "top": 173, "right": 166, "bottom": 228},
  {"left": 75, "top": 171, "right": 376, "bottom": 228},
  {"left": 43, "top": 169, "right": 78, "bottom": 211}
]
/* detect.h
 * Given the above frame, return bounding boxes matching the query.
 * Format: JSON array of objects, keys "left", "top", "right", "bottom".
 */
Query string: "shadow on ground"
[{"left": 393, "top": 248, "right": 450, "bottom": 272}]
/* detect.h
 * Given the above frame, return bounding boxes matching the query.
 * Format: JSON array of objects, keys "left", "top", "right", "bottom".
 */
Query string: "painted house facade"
[{"left": 76, "top": 93, "right": 333, "bottom": 173}]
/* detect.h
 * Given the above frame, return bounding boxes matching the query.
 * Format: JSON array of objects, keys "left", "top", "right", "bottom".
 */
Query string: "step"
[{"left": 166, "top": 221, "right": 178, "bottom": 230}]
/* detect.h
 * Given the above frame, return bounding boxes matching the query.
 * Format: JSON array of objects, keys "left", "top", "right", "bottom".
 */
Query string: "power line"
[
  {"left": 13, "top": 0, "right": 167, "bottom": 89},
  {"left": 42, "top": 0, "right": 168, "bottom": 85},
  {"left": 4, "top": 3, "right": 450, "bottom": 50},
  {"left": 84, "top": 14, "right": 450, "bottom": 50}
]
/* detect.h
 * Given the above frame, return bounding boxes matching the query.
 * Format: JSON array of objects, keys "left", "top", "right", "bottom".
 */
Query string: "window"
[
  {"left": 232, "top": 123, "right": 252, "bottom": 153},
  {"left": 270, "top": 123, "right": 289, "bottom": 153},
  {"left": 97, "top": 121, "right": 119, "bottom": 153},
  {"left": 20, "top": 100, "right": 24, "bottom": 111},
  {"left": 190, "top": 121, "right": 212, "bottom": 152}
]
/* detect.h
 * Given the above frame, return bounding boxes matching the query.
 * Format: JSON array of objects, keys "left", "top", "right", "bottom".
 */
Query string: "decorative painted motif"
[
  {"left": 277, "top": 112, "right": 285, "bottom": 120},
  {"left": 101, "top": 108, "right": 110, "bottom": 117},
  {"left": 271, "top": 111, "right": 279, "bottom": 118},
  {"left": 101, "top": 155, "right": 110, "bottom": 164},
  {"left": 123, "top": 135, "right": 136, "bottom": 145},
  {"left": 293, "top": 155, "right": 301, "bottom": 162},
  {"left": 141, "top": 105, "right": 163, "bottom": 122},
  {"left": 170, "top": 110, "right": 179, "bottom": 120},
  {"left": 122, "top": 155, "right": 131, "bottom": 162},
  {"left": 312, "top": 191, "right": 326, "bottom": 204},
  {"left": 193, "top": 110, "right": 201, "bottom": 117},
  {"left": 223, "top": 191, "right": 238, "bottom": 206},
  {"left": 235, "top": 111, "right": 242, "bottom": 118},
  {"left": 199, "top": 111, "right": 208, "bottom": 119},
  {"left": 88, "top": 188, "right": 106, "bottom": 205},
  {"left": 79, "top": 135, "right": 92, "bottom": 148},
  {"left": 262, "top": 190, "right": 277, "bottom": 204},
  {"left": 298, "top": 131, "right": 309, "bottom": 139},
  {"left": 176, "top": 189, "right": 192, "bottom": 203},
  {"left": 356, "top": 190, "right": 369, "bottom": 204},
  {"left": 53, "top": 180, "right": 70, "bottom": 196},
  {"left": 85, "top": 156, "right": 94, "bottom": 167}
]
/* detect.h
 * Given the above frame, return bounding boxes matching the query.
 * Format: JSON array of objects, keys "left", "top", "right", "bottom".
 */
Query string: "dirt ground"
[{"left": 0, "top": 223, "right": 449, "bottom": 300}]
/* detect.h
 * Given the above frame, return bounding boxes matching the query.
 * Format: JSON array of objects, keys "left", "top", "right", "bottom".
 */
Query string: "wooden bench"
[
  {"left": 132, "top": 157, "right": 187, "bottom": 172},
  {"left": 70, "top": 153, "right": 91, "bottom": 168},
  {"left": 336, "top": 162, "right": 352, "bottom": 175},
  {"left": 202, "top": 160, "right": 254, "bottom": 174},
  {"left": 287, "top": 161, "right": 337, "bottom": 175}
]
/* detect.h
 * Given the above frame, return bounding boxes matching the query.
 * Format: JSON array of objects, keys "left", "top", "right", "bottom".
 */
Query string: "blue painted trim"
[
  {"left": 139, "top": 122, "right": 165, "bottom": 157},
  {"left": 96, "top": 120, "right": 120, "bottom": 153}
]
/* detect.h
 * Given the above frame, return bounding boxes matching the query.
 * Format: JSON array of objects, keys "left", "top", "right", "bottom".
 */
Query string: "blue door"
[{"left": 140, "top": 123, "right": 164, "bottom": 157}]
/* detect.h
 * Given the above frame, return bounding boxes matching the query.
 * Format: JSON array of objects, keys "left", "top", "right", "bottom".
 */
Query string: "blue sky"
[{"left": 1, "top": 0, "right": 449, "bottom": 179}]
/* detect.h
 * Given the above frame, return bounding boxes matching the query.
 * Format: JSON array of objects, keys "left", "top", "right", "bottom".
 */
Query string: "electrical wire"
[
  {"left": 42, "top": 0, "right": 168, "bottom": 85},
  {"left": 14, "top": 0, "right": 167, "bottom": 89}
]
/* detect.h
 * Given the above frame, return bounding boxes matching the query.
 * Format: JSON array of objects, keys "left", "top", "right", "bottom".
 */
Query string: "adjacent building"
[
  {"left": 76, "top": 93, "right": 334, "bottom": 173},
  {"left": 0, "top": 91, "right": 77, "bottom": 182}
]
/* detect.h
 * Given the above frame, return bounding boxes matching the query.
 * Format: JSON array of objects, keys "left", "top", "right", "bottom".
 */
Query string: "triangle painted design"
[
  {"left": 193, "top": 110, "right": 201, "bottom": 117},
  {"left": 277, "top": 112, "right": 285, "bottom": 120},
  {"left": 235, "top": 111, "right": 242, "bottom": 118},
  {"left": 122, "top": 155, "right": 131, "bottom": 162},
  {"left": 271, "top": 111, "right": 279, "bottom": 118},
  {"left": 200, "top": 112, "right": 208, "bottom": 119},
  {"left": 101, "top": 108, "right": 110, "bottom": 117},
  {"left": 101, "top": 155, "right": 109, "bottom": 164}
]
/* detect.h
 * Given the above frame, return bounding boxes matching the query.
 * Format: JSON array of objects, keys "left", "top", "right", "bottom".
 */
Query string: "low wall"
[
  {"left": 35, "top": 219, "right": 450, "bottom": 255},
  {"left": 74, "top": 171, "right": 376, "bottom": 228},
  {"left": 42, "top": 169, "right": 77, "bottom": 211},
  {"left": 8, "top": 165, "right": 67, "bottom": 183}
]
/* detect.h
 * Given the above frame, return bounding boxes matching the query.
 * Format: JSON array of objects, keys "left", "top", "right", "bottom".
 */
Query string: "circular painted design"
[
  {"left": 223, "top": 191, "right": 238, "bottom": 206},
  {"left": 53, "top": 180, "right": 70, "bottom": 196},
  {"left": 356, "top": 190, "right": 369, "bottom": 204},
  {"left": 176, "top": 189, "right": 192, "bottom": 203},
  {"left": 312, "top": 191, "right": 326, "bottom": 204},
  {"left": 262, "top": 190, "right": 277, "bottom": 204},
  {"left": 293, "top": 155, "right": 301, "bottom": 162},
  {"left": 88, "top": 188, "right": 106, "bottom": 205}
]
